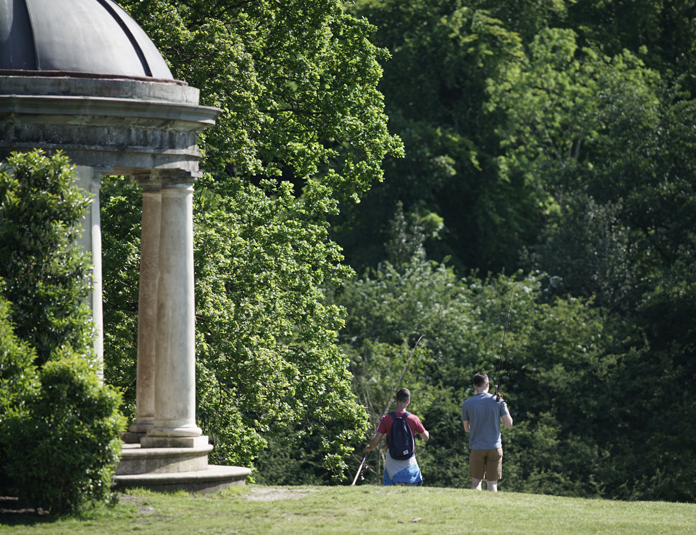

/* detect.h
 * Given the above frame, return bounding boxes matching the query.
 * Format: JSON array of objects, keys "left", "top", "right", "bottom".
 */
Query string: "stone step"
[
  {"left": 112, "top": 465, "right": 252, "bottom": 494},
  {"left": 116, "top": 443, "right": 213, "bottom": 475}
]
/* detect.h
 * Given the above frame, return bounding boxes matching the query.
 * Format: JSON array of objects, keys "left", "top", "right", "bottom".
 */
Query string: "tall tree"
[{"left": 338, "top": 0, "right": 550, "bottom": 273}]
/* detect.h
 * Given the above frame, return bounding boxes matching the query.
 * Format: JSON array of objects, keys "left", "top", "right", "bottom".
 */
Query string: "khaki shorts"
[{"left": 469, "top": 448, "right": 503, "bottom": 481}]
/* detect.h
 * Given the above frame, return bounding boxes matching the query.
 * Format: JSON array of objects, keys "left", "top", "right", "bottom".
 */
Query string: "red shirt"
[{"left": 377, "top": 411, "right": 426, "bottom": 450}]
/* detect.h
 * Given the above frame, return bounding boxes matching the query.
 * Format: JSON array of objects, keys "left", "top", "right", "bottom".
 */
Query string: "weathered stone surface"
[
  {"left": 130, "top": 182, "right": 161, "bottom": 435},
  {"left": 140, "top": 435, "right": 210, "bottom": 449},
  {"left": 0, "top": 76, "right": 219, "bottom": 175},
  {"left": 116, "top": 443, "right": 213, "bottom": 475},
  {"left": 0, "top": 75, "right": 195, "bottom": 102},
  {"left": 147, "top": 181, "right": 201, "bottom": 438},
  {"left": 113, "top": 465, "right": 252, "bottom": 494}
]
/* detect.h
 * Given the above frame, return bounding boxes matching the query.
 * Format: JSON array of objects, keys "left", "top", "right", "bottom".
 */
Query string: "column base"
[
  {"left": 141, "top": 435, "right": 209, "bottom": 449},
  {"left": 148, "top": 421, "right": 203, "bottom": 438},
  {"left": 122, "top": 421, "right": 154, "bottom": 444},
  {"left": 121, "top": 431, "right": 147, "bottom": 444},
  {"left": 116, "top": 442, "right": 213, "bottom": 474}
]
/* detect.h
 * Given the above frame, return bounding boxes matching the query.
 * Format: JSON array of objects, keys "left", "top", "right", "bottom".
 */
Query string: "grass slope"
[{"left": 1, "top": 486, "right": 695, "bottom": 534}]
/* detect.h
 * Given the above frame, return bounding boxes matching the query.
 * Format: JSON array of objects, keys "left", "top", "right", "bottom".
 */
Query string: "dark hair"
[
  {"left": 473, "top": 373, "right": 489, "bottom": 387},
  {"left": 396, "top": 388, "right": 411, "bottom": 403}
]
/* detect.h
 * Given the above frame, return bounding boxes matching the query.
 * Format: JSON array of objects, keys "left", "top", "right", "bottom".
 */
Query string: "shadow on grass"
[
  {"left": 0, "top": 497, "right": 54, "bottom": 527},
  {"left": 0, "top": 495, "right": 122, "bottom": 527}
]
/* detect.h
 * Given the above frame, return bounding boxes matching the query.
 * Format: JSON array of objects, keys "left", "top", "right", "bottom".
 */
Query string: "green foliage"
[
  {"left": 0, "top": 290, "right": 38, "bottom": 417},
  {"left": 0, "top": 151, "right": 126, "bottom": 513},
  {"left": 566, "top": 0, "right": 696, "bottom": 94},
  {"left": 488, "top": 28, "right": 661, "bottom": 216},
  {"left": 516, "top": 58, "right": 696, "bottom": 501},
  {"left": 337, "top": 0, "right": 541, "bottom": 273},
  {"left": 339, "top": 0, "right": 695, "bottom": 276},
  {"left": 0, "top": 151, "right": 93, "bottom": 367},
  {"left": 100, "top": 176, "right": 142, "bottom": 421},
  {"left": 522, "top": 194, "right": 637, "bottom": 309},
  {"left": 0, "top": 291, "right": 39, "bottom": 492},
  {"left": 120, "top": 0, "right": 403, "bottom": 199},
  {"left": 0, "top": 355, "right": 125, "bottom": 514},
  {"left": 253, "top": 434, "right": 332, "bottom": 486},
  {"left": 193, "top": 177, "right": 368, "bottom": 476}
]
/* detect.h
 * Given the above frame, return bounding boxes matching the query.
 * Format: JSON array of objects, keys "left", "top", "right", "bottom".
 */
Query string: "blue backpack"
[{"left": 387, "top": 411, "right": 415, "bottom": 460}]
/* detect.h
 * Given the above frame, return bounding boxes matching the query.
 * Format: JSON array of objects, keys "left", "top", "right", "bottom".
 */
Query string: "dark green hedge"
[{"left": 0, "top": 151, "right": 125, "bottom": 513}]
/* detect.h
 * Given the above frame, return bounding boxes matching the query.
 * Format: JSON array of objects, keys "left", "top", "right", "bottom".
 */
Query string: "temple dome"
[{"left": 0, "top": 0, "right": 173, "bottom": 79}]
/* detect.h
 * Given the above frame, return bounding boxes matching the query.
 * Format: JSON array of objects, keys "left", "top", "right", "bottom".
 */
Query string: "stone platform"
[
  {"left": 113, "top": 443, "right": 251, "bottom": 494},
  {"left": 113, "top": 464, "right": 251, "bottom": 494}
]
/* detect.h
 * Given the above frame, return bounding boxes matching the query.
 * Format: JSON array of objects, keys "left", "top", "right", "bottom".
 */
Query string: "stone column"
[
  {"left": 74, "top": 165, "right": 110, "bottom": 380},
  {"left": 90, "top": 177, "right": 104, "bottom": 380},
  {"left": 142, "top": 172, "right": 205, "bottom": 448},
  {"left": 125, "top": 178, "right": 161, "bottom": 442}
]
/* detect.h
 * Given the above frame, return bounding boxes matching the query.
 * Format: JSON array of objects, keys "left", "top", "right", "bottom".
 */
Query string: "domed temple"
[{"left": 0, "top": 0, "right": 250, "bottom": 492}]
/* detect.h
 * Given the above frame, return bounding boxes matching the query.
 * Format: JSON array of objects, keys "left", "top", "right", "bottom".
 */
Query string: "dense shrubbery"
[
  {"left": 0, "top": 151, "right": 125, "bottom": 513},
  {"left": 0, "top": 151, "right": 93, "bottom": 366},
  {"left": 0, "top": 352, "right": 124, "bottom": 513}
]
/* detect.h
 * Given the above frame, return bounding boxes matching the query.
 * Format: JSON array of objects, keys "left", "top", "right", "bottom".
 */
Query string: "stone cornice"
[
  {"left": 0, "top": 75, "right": 220, "bottom": 176},
  {"left": 0, "top": 95, "right": 219, "bottom": 130}
]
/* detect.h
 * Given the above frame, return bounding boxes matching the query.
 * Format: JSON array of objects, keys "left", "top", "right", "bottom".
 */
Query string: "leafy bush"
[
  {"left": 0, "top": 151, "right": 126, "bottom": 513},
  {"left": 0, "top": 289, "right": 38, "bottom": 415},
  {"left": 0, "top": 291, "right": 39, "bottom": 494},
  {"left": 0, "top": 354, "right": 125, "bottom": 513},
  {"left": 0, "top": 150, "right": 93, "bottom": 367}
]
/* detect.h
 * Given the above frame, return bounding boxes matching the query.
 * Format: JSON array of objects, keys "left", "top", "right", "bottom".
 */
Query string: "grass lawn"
[{"left": 1, "top": 486, "right": 694, "bottom": 534}]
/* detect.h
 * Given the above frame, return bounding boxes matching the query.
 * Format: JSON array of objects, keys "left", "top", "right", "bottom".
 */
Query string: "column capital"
[
  {"left": 158, "top": 169, "right": 198, "bottom": 188},
  {"left": 132, "top": 171, "right": 161, "bottom": 191},
  {"left": 91, "top": 166, "right": 114, "bottom": 180},
  {"left": 133, "top": 169, "right": 198, "bottom": 190}
]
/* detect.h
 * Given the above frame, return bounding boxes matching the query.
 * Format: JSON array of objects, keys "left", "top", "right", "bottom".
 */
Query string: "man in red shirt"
[{"left": 364, "top": 388, "right": 430, "bottom": 485}]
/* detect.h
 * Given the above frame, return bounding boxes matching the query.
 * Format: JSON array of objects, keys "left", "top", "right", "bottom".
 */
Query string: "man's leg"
[
  {"left": 469, "top": 450, "right": 486, "bottom": 491},
  {"left": 485, "top": 448, "right": 503, "bottom": 492}
]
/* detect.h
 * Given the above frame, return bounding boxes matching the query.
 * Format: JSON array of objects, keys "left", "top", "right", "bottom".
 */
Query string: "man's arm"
[
  {"left": 364, "top": 432, "right": 384, "bottom": 452},
  {"left": 501, "top": 407, "right": 513, "bottom": 429},
  {"left": 419, "top": 429, "right": 430, "bottom": 441},
  {"left": 462, "top": 420, "right": 470, "bottom": 433}
]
